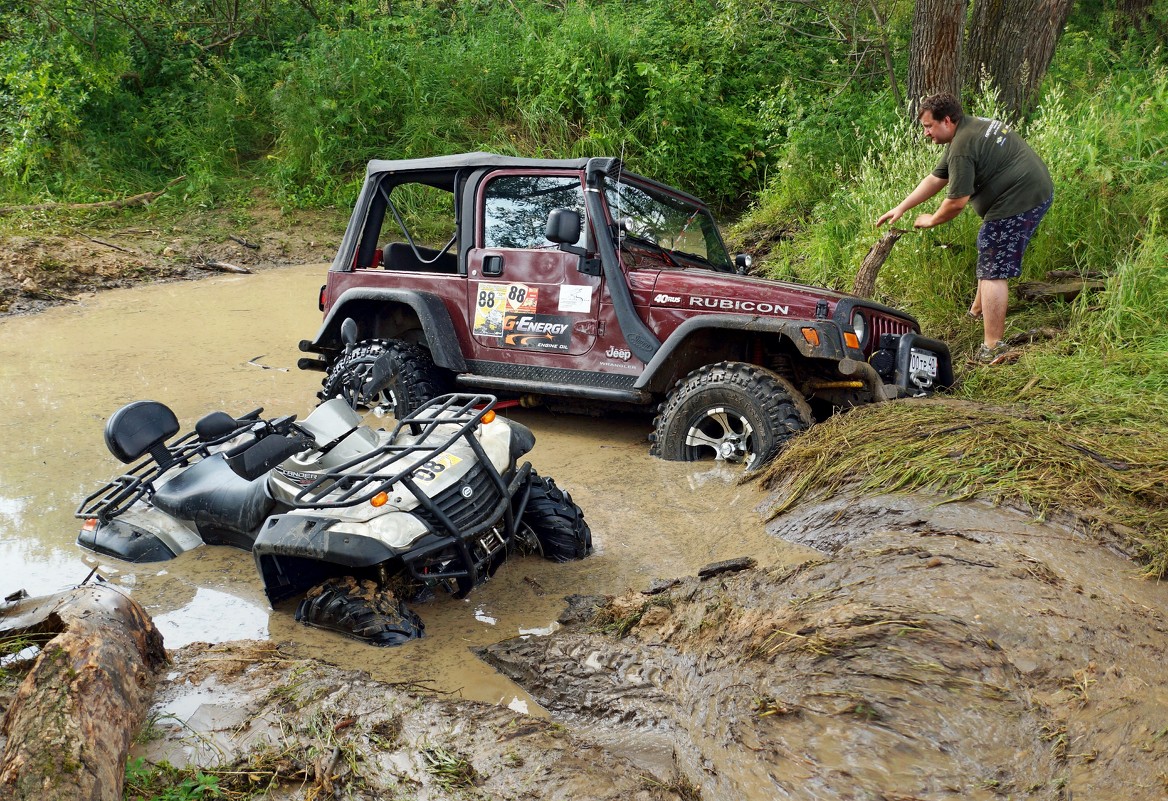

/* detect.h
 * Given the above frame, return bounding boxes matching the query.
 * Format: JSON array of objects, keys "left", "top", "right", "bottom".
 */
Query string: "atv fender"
[
  {"left": 253, "top": 515, "right": 401, "bottom": 604},
  {"left": 634, "top": 315, "right": 854, "bottom": 393},
  {"left": 299, "top": 288, "right": 467, "bottom": 372}
]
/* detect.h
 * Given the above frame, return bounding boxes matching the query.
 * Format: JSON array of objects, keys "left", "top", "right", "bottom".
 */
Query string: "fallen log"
[
  {"left": 0, "top": 583, "right": 167, "bottom": 801},
  {"left": 852, "top": 228, "right": 906, "bottom": 298},
  {"left": 1015, "top": 278, "right": 1106, "bottom": 303},
  {"left": 0, "top": 177, "right": 186, "bottom": 216},
  {"left": 196, "top": 260, "right": 251, "bottom": 274}
]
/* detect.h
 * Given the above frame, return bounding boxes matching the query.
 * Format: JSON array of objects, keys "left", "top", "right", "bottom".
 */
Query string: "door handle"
[{"left": 482, "top": 255, "right": 504, "bottom": 277}]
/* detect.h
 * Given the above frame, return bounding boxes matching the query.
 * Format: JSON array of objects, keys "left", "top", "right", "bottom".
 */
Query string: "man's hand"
[
  {"left": 914, "top": 213, "right": 935, "bottom": 228},
  {"left": 876, "top": 207, "right": 904, "bottom": 227}
]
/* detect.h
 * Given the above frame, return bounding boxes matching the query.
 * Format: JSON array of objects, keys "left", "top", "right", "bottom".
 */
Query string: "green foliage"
[{"left": 124, "top": 758, "right": 224, "bottom": 800}]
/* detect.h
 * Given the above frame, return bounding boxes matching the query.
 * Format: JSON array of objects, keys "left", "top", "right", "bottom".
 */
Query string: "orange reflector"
[
  {"left": 801, "top": 327, "right": 821, "bottom": 346},
  {"left": 82, "top": 518, "right": 97, "bottom": 532},
  {"left": 844, "top": 332, "right": 860, "bottom": 349},
  {"left": 481, "top": 409, "right": 496, "bottom": 424},
  {"left": 370, "top": 492, "right": 389, "bottom": 508}
]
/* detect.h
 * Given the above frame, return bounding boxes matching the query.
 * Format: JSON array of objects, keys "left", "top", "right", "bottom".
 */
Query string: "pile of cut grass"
[{"left": 758, "top": 399, "right": 1168, "bottom": 576}]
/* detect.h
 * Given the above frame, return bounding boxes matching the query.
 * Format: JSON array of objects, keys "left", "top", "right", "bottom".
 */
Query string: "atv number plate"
[{"left": 909, "top": 348, "right": 939, "bottom": 377}]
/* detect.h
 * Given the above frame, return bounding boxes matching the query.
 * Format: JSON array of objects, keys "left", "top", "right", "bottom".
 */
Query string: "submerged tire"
[
  {"left": 319, "top": 338, "right": 449, "bottom": 418},
  {"left": 522, "top": 473, "right": 592, "bottom": 562},
  {"left": 295, "top": 576, "right": 424, "bottom": 646},
  {"left": 649, "top": 362, "right": 812, "bottom": 470}
]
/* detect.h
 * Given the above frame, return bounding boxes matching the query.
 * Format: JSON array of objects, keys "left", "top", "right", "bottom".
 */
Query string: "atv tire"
[
  {"left": 649, "top": 361, "right": 812, "bottom": 470},
  {"left": 522, "top": 473, "right": 591, "bottom": 562},
  {"left": 319, "top": 338, "right": 449, "bottom": 418},
  {"left": 295, "top": 576, "right": 424, "bottom": 646}
]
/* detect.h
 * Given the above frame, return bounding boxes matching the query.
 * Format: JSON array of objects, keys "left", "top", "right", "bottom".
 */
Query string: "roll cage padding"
[
  {"left": 633, "top": 315, "right": 851, "bottom": 393},
  {"left": 306, "top": 288, "right": 468, "bottom": 372}
]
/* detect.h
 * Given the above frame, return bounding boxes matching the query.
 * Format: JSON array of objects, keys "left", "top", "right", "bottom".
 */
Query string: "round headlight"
[{"left": 852, "top": 311, "right": 868, "bottom": 345}]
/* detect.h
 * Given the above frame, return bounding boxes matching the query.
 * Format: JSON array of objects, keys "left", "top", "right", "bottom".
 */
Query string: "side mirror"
[
  {"left": 340, "top": 317, "right": 359, "bottom": 347},
  {"left": 734, "top": 253, "right": 752, "bottom": 275},
  {"left": 545, "top": 208, "right": 582, "bottom": 245}
]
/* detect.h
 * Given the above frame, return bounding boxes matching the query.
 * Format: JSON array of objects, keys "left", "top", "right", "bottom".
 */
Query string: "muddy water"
[{"left": 0, "top": 265, "right": 808, "bottom": 708}]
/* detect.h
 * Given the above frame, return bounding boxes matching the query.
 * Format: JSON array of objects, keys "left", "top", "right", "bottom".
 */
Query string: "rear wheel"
[
  {"left": 295, "top": 576, "right": 424, "bottom": 646},
  {"left": 649, "top": 362, "right": 812, "bottom": 470},
  {"left": 522, "top": 473, "right": 591, "bottom": 562},
  {"left": 319, "top": 339, "right": 449, "bottom": 418}
]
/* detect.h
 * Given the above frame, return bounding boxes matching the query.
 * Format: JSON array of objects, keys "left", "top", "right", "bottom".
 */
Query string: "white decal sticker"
[{"left": 558, "top": 284, "right": 593, "bottom": 313}]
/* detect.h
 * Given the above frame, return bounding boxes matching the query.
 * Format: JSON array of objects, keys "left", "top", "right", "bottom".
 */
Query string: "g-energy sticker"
[{"left": 504, "top": 313, "right": 573, "bottom": 351}]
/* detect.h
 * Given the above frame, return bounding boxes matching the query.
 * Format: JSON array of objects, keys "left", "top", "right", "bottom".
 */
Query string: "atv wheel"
[
  {"left": 522, "top": 473, "right": 591, "bottom": 561},
  {"left": 649, "top": 362, "right": 812, "bottom": 470},
  {"left": 295, "top": 576, "right": 424, "bottom": 646},
  {"left": 319, "top": 339, "right": 449, "bottom": 418}
]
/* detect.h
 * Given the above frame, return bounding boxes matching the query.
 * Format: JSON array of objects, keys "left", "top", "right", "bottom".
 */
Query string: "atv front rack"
[{"left": 285, "top": 393, "right": 503, "bottom": 511}]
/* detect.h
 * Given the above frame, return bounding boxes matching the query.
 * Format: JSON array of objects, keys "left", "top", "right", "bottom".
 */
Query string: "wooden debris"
[
  {"left": 853, "top": 228, "right": 906, "bottom": 298},
  {"left": 197, "top": 260, "right": 251, "bottom": 274},
  {"left": 229, "top": 235, "right": 260, "bottom": 250},
  {"left": 0, "top": 177, "right": 186, "bottom": 215},
  {"left": 0, "top": 583, "right": 167, "bottom": 801},
  {"left": 1015, "top": 279, "right": 1106, "bottom": 303},
  {"left": 698, "top": 556, "right": 757, "bottom": 580}
]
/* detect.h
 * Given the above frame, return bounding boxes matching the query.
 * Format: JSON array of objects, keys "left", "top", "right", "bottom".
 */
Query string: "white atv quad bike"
[{"left": 76, "top": 393, "right": 590, "bottom": 645}]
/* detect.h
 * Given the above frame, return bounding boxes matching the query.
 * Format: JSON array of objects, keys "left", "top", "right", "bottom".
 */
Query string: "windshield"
[{"left": 603, "top": 177, "right": 732, "bottom": 271}]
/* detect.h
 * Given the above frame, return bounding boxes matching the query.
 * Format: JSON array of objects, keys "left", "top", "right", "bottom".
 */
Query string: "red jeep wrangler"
[{"left": 298, "top": 153, "right": 952, "bottom": 469}]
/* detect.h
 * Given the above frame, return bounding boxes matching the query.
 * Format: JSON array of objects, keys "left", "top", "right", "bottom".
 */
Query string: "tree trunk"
[
  {"left": 0, "top": 585, "right": 167, "bottom": 801},
  {"left": 906, "top": 0, "right": 969, "bottom": 119},
  {"left": 963, "top": 0, "right": 1074, "bottom": 119}
]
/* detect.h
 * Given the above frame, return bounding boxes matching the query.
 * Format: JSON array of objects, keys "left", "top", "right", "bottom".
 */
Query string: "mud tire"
[
  {"left": 649, "top": 361, "right": 812, "bottom": 470},
  {"left": 522, "top": 473, "right": 592, "bottom": 562},
  {"left": 295, "top": 576, "right": 424, "bottom": 646},
  {"left": 319, "top": 338, "right": 449, "bottom": 417}
]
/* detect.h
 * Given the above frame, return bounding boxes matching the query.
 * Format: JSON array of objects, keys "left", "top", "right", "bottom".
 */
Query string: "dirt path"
[{"left": 0, "top": 205, "right": 338, "bottom": 315}]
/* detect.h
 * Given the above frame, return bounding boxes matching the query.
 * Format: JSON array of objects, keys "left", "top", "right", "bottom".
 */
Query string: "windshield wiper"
[{"left": 619, "top": 233, "right": 681, "bottom": 269}]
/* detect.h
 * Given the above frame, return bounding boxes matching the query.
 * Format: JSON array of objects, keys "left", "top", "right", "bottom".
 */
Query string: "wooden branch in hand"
[{"left": 853, "top": 227, "right": 906, "bottom": 298}]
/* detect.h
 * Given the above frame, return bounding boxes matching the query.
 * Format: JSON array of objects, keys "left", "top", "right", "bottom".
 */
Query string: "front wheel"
[
  {"left": 319, "top": 338, "right": 449, "bottom": 418},
  {"left": 521, "top": 473, "right": 591, "bottom": 562},
  {"left": 649, "top": 362, "right": 812, "bottom": 470},
  {"left": 295, "top": 576, "right": 424, "bottom": 646}
]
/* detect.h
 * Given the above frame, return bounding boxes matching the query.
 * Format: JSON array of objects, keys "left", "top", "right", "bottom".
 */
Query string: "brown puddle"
[{"left": 0, "top": 263, "right": 808, "bottom": 709}]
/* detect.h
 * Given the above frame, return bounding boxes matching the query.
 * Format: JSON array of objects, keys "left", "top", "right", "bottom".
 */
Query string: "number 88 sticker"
[{"left": 410, "top": 453, "right": 462, "bottom": 482}]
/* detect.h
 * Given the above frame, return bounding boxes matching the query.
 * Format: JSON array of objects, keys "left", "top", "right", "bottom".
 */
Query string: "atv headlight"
[{"left": 851, "top": 310, "right": 868, "bottom": 347}]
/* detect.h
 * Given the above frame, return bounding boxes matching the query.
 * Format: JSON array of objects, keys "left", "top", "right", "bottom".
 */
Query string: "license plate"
[{"left": 910, "top": 348, "right": 939, "bottom": 377}]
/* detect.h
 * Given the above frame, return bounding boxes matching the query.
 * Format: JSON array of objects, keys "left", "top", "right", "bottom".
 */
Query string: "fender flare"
[
  {"left": 301, "top": 287, "right": 467, "bottom": 372},
  {"left": 634, "top": 314, "right": 851, "bottom": 392}
]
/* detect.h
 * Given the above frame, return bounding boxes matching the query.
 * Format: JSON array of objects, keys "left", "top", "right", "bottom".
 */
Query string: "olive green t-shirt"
[{"left": 932, "top": 117, "right": 1053, "bottom": 221}]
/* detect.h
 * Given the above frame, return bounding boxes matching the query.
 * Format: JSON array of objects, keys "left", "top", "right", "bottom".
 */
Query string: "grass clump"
[{"left": 759, "top": 399, "right": 1168, "bottom": 575}]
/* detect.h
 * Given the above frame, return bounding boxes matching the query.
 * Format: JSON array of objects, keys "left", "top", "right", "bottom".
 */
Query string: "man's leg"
[
  {"left": 969, "top": 284, "right": 982, "bottom": 318},
  {"left": 979, "top": 279, "right": 1009, "bottom": 347}
]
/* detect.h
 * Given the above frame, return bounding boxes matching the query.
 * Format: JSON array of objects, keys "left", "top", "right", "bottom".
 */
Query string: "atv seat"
[
  {"left": 104, "top": 400, "right": 181, "bottom": 466},
  {"left": 151, "top": 453, "right": 275, "bottom": 546},
  {"left": 383, "top": 242, "right": 458, "bottom": 274}
]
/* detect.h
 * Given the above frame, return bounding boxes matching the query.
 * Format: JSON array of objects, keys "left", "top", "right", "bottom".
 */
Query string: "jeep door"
[{"left": 466, "top": 173, "right": 601, "bottom": 359}]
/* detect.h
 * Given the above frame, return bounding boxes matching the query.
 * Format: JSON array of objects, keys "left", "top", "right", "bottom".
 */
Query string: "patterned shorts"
[{"left": 975, "top": 194, "right": 1054, "bottom": 280}]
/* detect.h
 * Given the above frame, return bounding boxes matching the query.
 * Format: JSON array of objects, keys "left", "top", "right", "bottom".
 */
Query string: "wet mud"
[
  {"left": 4, "top": 262, "right": 1168, "bottom": 799},
  {"left": 483, "top": 497, "right": 1168, "bottom": 800}
]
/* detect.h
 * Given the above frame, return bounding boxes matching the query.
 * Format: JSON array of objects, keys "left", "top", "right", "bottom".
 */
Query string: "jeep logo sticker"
[
  {"left": 605, "top": 345, "right": 632, "bottom": 361},
  {"left": 689, "top": 296, "right": 790, "bottom": 315},
  {"left": 504, "top": 313, "right": 573, "bottom": 351}
]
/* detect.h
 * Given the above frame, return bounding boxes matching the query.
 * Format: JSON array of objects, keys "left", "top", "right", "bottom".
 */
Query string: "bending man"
[{"left": 876, "top": 92, "right": 1053, "bottom": 362}]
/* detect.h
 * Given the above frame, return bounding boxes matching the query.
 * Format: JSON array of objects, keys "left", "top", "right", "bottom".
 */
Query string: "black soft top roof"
[{"left": 363, "top": 151, "right": 706, "bottom": 207}]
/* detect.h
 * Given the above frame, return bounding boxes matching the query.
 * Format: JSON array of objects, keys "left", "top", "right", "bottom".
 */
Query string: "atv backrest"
[{"left": 104, "top": 400, "right": 180, "bottom": 465}]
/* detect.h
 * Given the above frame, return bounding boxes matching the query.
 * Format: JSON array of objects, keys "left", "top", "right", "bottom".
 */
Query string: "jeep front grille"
[
  {"left": 412, "top": 463, "right": 504, "bottom": 535},
  {"left": 865, "top": 314, "right": 916, "bottom": 356}
]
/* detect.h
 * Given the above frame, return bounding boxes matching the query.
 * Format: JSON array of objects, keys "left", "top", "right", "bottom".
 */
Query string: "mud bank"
[
  {"left": 105, "top": 493, "right": 1168, "bottom": 801},
  {"left": 482, "top": 496, "right": 1168, "bottom": 800}
]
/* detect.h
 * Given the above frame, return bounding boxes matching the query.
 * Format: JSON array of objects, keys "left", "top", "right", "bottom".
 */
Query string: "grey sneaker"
[{"left": 975, "top": 341, "right": 1009, "bottom": 364}]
